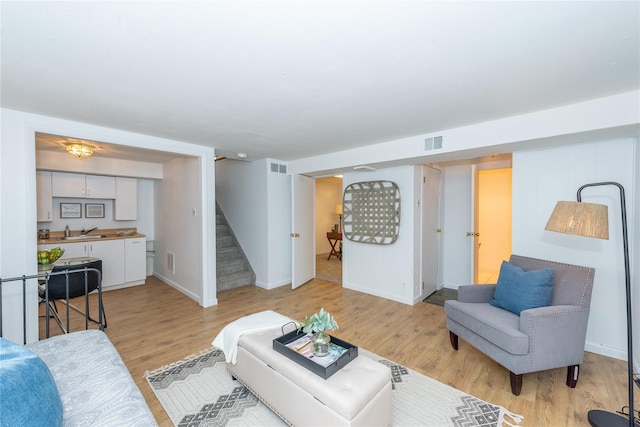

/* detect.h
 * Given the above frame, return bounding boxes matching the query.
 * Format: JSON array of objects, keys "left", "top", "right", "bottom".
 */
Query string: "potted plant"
[{"left": 299, "top": 308, "right": 339, "bottom": 357}]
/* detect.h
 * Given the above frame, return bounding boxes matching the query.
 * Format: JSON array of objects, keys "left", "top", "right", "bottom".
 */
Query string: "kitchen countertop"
[{"left": 38, "top": 228, "right": 145, "bottom": 245}]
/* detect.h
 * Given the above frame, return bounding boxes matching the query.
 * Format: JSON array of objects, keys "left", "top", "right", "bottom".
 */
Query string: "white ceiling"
[{"left": 2, "top": 1, "right": 639, "bottom": 162}]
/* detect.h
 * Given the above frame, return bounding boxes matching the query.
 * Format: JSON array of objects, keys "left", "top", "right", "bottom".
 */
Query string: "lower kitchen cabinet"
[
  {"left": 125, "top": 238, "right": 146, "bottom": 282},
  {"left": 44, "top": 237, "right": 145, "bottom": 289},
  {"left": 48, "top": 240, "right": 124, "bottom": 288},
  {"left": 43, "top": 237, "right": 147, "bottom": 289}
]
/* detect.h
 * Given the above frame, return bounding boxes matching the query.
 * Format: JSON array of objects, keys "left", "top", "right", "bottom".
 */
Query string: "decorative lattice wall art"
[{"left": 342, "top": 181, "right": 401, "bottom": 245}]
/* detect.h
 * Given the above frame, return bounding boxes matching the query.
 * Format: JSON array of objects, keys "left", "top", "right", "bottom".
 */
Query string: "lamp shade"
[
  {"left": 544, "top": 201, "right": 609, "bottom": 240},
  {"left": 335, "top": 204, "right": 343, "bottom": 215}
]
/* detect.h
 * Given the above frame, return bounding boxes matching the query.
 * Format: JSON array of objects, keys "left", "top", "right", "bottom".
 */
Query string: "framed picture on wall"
[
  {"left": 85, "top": 203, "right": 105, "bottom": 218},
  {"left": 60, "top": 203, "right": 82, "bottom": 218}
]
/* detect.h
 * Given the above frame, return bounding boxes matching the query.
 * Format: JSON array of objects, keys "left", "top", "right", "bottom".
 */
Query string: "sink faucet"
[{"left": 81, "top": 227, "right": 98, "bottom": 236}]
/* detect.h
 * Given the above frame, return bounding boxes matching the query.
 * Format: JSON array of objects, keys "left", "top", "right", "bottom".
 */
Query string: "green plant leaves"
[{"left": 299, "top": 307, "right": 339, "bottom": 334}]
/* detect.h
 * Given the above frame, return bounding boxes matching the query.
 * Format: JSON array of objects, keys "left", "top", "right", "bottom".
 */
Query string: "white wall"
[
  {"left": 36, "top": 149, "right": 163, "bottom": 179},
  {"left": 315, "top": 179, "right": 342, "bottom": 254},
  {"left": 634, "top": 139, "right": 640, "bottom": 373},
  {"left": 342, "top": 165, "right": 419, "bottom": 305},
  {"left": 0, "top": 109, "right": 39, "bottom": 344},
  {"left": 266, "top": 161, "right": 292, "bottom": 287},
  {"left": 0, "top": 108, "right": 216, "bottom": 342},
  {"left": 512, "top": 139, "right": 637, "bottom": 361},
  {"left": 154, "top": 156, "right": 204, "bottom": 302}
]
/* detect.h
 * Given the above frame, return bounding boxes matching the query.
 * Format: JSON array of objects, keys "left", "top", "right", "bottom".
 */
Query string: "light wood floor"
[{"left": 42, "top": 276, "right": 638, "bottom": 426}]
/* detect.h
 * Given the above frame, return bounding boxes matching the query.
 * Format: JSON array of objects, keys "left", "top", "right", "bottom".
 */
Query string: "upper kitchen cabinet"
[
  {"left": 36, "top": 171, "right": 53, "bottom": 222},
  {"left": 51, "top": 172, "right": 116, "bottom": 199},
  {"left": 114, "top": 177, "right": 137, "bottom": 220}
]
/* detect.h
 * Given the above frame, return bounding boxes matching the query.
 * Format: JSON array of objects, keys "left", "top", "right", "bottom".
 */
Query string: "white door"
[
  {"left": 422, "top": 166, "right": 441, "bottom": 298},
  {"left": 291, "top": 174, "right": 315, "bottom": 288}
]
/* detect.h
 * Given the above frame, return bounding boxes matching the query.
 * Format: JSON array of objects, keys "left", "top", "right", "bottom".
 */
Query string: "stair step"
[
  {"left": 216, "top": 235, "right": 234, "bottom": 247},
  {"left": 217, "top": 246, "right": 240, "bottom": 260},
  {"left": 216, "top": 259, "right": 247, "bottom": 275},
  {"left": 215, "top": 202, "right": 255, "bottom": 291},
  {"left": 217, "top": 271, "right": 253, "bottom": 291}
]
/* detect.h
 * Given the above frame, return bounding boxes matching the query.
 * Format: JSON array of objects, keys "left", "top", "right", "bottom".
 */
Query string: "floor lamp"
[
  {"left": 545, "top": 182, "right": 638, "bottom": 427},
  {"left": 335, "top": 204, "right": 343, "bottom": 233}
]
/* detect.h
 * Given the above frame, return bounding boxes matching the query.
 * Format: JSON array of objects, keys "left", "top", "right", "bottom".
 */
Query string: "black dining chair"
[{"left": 40, "top": 259, "right": 107, "bottom": 336}]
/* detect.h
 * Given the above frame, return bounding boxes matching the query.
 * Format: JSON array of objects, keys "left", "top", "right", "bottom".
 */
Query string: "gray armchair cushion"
[{"left": 445, "top": 300, "right": 529, "bottom": 355}]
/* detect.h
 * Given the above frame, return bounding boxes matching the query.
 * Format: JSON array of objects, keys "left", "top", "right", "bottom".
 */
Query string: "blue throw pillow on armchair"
[
  {"left": 0, "top": 337, "right": 63, "bottom": 426},
  {"left": 490, "top": 261, "right": 555, "bottom": 315}
]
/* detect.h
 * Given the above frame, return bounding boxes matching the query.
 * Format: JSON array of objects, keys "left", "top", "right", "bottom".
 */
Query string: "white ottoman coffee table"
[{"left": 226, "top": 325, "right": 392, "bottom": 426}]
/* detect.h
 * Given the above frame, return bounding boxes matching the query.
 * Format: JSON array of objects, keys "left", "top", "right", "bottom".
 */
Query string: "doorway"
[
  {"left": 314, "top": 176, "right": 343, "bottom": 285},
  {"left": 474, "top": 167, "right": 512, "bottom": 284}
]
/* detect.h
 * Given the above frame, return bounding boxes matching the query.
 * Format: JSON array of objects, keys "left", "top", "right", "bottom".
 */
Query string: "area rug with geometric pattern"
[{"left": 145, "top": 347, "right": 523, "bottom": 427}]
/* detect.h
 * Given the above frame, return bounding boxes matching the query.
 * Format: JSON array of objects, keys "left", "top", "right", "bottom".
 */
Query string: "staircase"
[{"left": 216, "top": 205, "right": 255, "bottom": 291}]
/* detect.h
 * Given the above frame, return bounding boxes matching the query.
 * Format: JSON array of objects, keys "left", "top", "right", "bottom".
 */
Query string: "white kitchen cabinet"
[
  {"left": 36, "top": 171, "right": 53, "bottom": 222},
  {"left": 114, "top": 177, "right": 137, "bottom": 220},
  {"left": 47, "top": 239, "right": 125, "bottom": 288},
  {"left": 125, "top": 238, "right": 146, "bottom": 282},
  {"left": 50, "top": 241, "right": 89, "bottom": 259},
  {"left": 52, "top": 172, "right": 116, "bottom": 199},
  {"left": 86, "top": 175, "right": 116, "bottom": 198},
  {"left": 90, "top": 240, "right": 125, "bottom": 288}
]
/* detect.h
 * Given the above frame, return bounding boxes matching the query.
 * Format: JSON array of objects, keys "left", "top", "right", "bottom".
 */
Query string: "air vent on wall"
[
  {"left": 270, "top": 162, "right": 287, "bottom": 174},
  {"left": 167, "top": 251, "right": 175, "bottom": 274},
  {"left": 425, "top": 136, "right": 443, "bottom": 151}
]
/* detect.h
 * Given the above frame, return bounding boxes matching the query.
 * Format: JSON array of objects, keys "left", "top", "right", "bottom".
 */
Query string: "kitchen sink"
[{"left": 61, "top": 234, "right": 108, "bottom": 240}]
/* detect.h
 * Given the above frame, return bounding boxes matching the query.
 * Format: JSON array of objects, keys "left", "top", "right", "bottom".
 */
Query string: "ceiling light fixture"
[
  {"left": 236, "top": 152, "right": 247, "bottom": 159},
  {"left": 66, "top": 143, "right": 93, "bottom": 158},
  {"left": 353, "top": 165, "right": 375, "bottom": 171}
]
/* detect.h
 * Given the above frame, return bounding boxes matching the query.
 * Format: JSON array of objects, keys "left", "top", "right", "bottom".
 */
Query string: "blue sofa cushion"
[
  {"left": 490, "top": 261, "right": 554, "bottom": 315},
  {"left": 0, "top": 337, "right": 63, "bottom": 426}
]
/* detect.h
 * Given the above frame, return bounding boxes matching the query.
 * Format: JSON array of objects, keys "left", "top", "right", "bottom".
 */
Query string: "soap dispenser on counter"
[{"left": 64, "top": 225, "right": 71, "bottom": 238}]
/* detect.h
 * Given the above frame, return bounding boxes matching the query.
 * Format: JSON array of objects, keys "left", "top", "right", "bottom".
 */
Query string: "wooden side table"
[{"left": 327, "top": 232, "right": 342, "bottom": 260}]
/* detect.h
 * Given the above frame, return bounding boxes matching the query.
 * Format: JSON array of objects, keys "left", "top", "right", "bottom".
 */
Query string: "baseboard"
[
  {"left": 254, "top": 279, "right": 290, "bottom": 290},
  {"left": 343, "top": 282, "right": 413, "bottom": 306},
  {"left": 585, "top": 341, "right": 627, "bottom": 361},
  {"left": 154, "top": 272, "right": 201, "bottom": 304}
]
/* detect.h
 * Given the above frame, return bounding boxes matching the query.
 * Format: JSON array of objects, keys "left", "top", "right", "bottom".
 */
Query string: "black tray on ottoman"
[{"left": 273, "top": 328, "right": 358, "bottom": 379}]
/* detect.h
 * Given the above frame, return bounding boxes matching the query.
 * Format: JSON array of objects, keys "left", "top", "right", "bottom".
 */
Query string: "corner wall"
[
  {"left": 154, "top": 156, "right": 203, "bottom": 302},
  {"left": 512, "top": 139, "right": 637, "bottom": 361},
  {"left": 342, "top": 165, "right": 419, "bottom": 305}
]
